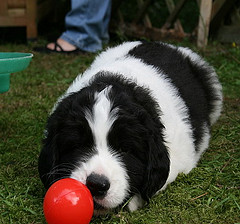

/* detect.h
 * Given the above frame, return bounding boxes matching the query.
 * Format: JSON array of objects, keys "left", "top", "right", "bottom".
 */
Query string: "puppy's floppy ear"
[
  {"left": 38, "top": 112, "right": 62, "bottom": 189},
  {"left": 38, "top": 133, "right": 59, "bottom": 189},
  {"left": 141, "top": 132, "right": 170, "bottom": 201}
]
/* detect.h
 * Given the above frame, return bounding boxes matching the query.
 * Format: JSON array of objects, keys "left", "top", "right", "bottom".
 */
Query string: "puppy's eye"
[
  {"left": 57, "top": 125, "right": 94, "bottom": 151},
  {"left": 116, "top": 147, "right": 124, "bottom": 153}
]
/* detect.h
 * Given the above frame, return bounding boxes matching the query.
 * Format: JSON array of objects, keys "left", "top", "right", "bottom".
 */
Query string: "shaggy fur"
[{"left": 38, "top": 41, "right": 222, "bottom": 213}]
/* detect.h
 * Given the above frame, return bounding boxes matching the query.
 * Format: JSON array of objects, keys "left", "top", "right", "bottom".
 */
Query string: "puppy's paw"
[{"left": 127, "top": 195, "right": 145, "bottom": 212}]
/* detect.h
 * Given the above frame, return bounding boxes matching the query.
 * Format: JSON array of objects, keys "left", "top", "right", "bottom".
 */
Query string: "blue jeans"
[{"left": 60, "top": 0, "right": 112, "bottom": 53}]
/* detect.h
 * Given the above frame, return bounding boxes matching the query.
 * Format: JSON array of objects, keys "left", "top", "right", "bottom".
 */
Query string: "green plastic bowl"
[{"left": 0, "top": 52, "right": 33, "bottom": 93}]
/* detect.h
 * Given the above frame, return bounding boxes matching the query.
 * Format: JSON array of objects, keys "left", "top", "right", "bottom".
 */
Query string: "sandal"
[{"left": 33, "top": 42, "right": 85, "bottom": 54}]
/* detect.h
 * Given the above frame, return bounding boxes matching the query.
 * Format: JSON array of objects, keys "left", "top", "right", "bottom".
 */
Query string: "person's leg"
[
  {"left": 60, "top": 0, "right": 111, "bottom": 52},
  {"left": 42, "top": 0, "right": 111, "bottom": 53}
]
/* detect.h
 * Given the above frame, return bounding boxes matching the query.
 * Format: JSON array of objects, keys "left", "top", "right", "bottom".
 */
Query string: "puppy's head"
[{"left": 39, "top": 78, "right": 169, "bottom": 213}]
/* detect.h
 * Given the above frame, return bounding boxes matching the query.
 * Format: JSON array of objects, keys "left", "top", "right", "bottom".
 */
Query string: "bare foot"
[{"left": 47, "top": 38, "right": 77, "bottom": 51}]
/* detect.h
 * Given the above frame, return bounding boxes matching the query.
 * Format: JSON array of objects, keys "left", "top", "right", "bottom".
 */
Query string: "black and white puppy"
[{"left": 38, "top": 41, "right": 222, "bottom": 213}]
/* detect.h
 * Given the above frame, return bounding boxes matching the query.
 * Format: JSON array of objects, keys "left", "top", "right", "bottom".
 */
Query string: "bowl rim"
[{"left": 0, "top": 52, "right": 33, "bottom": 61}]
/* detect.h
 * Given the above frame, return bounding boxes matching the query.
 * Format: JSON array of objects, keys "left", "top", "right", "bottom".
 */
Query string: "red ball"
[{"left": 43, "top": 178, "right": 94, "bottom": 224}]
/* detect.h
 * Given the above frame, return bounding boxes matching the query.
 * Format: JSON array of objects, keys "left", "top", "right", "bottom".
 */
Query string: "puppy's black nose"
[{"left": 86, "top": 173, "right": 110, "bottom": 198}]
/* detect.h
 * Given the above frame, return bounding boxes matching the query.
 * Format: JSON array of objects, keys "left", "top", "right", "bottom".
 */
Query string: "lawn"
[{"left": 0, "top": 40, "right": 239, "bottom": 224}]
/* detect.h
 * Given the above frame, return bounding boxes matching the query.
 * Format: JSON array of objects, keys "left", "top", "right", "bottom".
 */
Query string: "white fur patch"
[
  {"left": 85, "top": 86, "right": 118, "bottom": 150},
  {"left": 65, "top": 41, "right": 142, "bottom": 96},
  {"left": 127, "top": 194, "right": 145, "bottom": 212}
]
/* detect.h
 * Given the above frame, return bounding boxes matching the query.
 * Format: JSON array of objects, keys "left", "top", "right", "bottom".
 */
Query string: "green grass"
[{"left": 0, "top": 41, "right": 239, "bottom": 224}]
